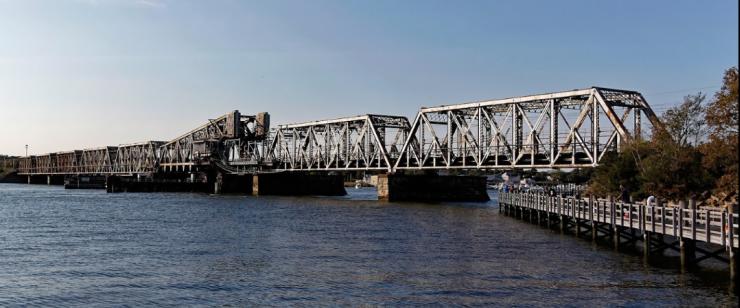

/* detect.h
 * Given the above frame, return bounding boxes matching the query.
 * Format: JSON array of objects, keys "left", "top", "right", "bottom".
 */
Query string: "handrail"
[{"left": 499, "top": 191, "right": 739, "bottom": 249}]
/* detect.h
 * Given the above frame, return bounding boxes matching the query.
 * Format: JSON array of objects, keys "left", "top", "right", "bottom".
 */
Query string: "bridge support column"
[
  {"left": 214, "top": 173, "right": 223, "bottom": 194},
  {"left": 731, "top": 246, "right": 739, "bottom": 293},
  {"left": 643, "top": 232, "right": 651, "bottom": 259},
  {"left": 613, "top": 227, "right": 620, "bottom": 251},
  {"left": 27, "top": 175, "right": 30, "bottom": 184},
  {"left": 252, "top": 173, "right": 346, "bottom": 196},
  {"left": 376, "top": 174, "right": 489, "bottom": 202},
  {"left": 680, "top": 239, "right": 696, "bottom": 270}
]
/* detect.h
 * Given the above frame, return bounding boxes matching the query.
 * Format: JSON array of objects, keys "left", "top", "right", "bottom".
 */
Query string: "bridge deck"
[
  {"left": 11, "top": 86, "right": 662, "bottom": 175},
  {"left": 499, "top": 192, "right": 739, "bottom": 249}
]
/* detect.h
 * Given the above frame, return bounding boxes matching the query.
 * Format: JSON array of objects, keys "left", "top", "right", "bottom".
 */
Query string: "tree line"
[{"left": 588, "top": 67, "right": 738, "bottom": 207}]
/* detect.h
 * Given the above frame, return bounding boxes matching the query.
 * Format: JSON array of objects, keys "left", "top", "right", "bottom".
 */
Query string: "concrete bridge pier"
[
  {"left": 376, "top": 173, "right": 489, "bottom": 202},
  {"left": 65, "top": 175, "right": 107, "bottom": 189},
  {"left": 251, "top": 172, "right": 346, "bottom": 196},
  {"left": 26, "top": 175, "right": 59, "bottom": 185}
]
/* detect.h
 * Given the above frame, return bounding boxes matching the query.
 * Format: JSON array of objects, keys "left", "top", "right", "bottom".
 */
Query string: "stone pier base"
[
  {"left": 106, "top": 176, "right": 211, "bottom": 193},
  {"left": 64, "top": 175, "right": 107, "bottom": 189},
  {"left": 376, "top": 174, "right": 489, "bottom": 202},
  {"left": 252, "top": 173, "right": 346, "bottom": 196}
]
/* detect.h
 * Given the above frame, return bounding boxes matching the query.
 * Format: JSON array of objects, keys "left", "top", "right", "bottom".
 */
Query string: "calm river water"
[{"left": 0, "top": 183, "right": 736, "bottom": 306}]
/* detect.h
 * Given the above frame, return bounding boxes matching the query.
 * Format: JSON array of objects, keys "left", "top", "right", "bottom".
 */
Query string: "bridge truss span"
[
  {"left": 13, "top": 86, "right": 662, "bottom": 176},
  {"left": 267, "top": 114, "right": 411, "bottom": 171},
  {"left": 394, "top": 87, "right": 660, "bottom": 170}
]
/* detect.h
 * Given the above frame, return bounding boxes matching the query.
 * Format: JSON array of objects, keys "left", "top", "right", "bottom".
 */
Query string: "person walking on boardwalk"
[
  {"left": 646, "top": 195, "right": 655, "bottom": 206},
  {"left": 620, "top": 185, "right": 630, "bottom": 203}
]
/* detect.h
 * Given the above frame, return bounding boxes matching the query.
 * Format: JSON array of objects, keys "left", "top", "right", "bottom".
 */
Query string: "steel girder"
[
  {"left": 16, "top": 110, "right": 269, "bottom": 175},
  {"left": 267, "top": 115, "right": 411, "bottom": 171},
  {"left": 158, "top": 110, "right": 269, "bottom": 171},
  {"left": 13, "top": 87, "right": 660, "bottom": 176},
  {"left": 0, "top": 156, "right": 19, "bottom": 170},
  {"left": 394, "top": 87, "right": 660, "bottom": 170},
  {"left": 17, "top": 143, "right": 163, "bottom": 175},
  {"left": 112, "top": 142, "right": 165, "bottom": 174}
]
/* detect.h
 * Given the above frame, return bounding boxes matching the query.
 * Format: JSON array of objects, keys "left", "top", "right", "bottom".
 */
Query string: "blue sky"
[{"left": 0, "top": 0, "right": 737, "bottom": 155}]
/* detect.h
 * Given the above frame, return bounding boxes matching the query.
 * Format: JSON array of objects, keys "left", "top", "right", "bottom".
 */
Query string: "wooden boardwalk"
[{"left": 498, "top": 192, "right": 739, "bottom": 285}]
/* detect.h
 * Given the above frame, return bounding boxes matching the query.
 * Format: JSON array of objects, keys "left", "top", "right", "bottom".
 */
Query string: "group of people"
[
  {"left": 619, "top": 184, "right": 656, "bottom": 206},
  {"left": 502, "top": 185, "right": 521, "bottom": 193},
  {"left": 503, "top": 183, "right": 656, "bottom": 206}
]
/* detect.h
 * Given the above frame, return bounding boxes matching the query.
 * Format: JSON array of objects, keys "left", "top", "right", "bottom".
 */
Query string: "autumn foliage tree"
[
  {"left": 699, "top": 67, "right": 739, "bottom": 204},
  {"left": 588, "top": 66, "right": 738, "bottom": 205}
]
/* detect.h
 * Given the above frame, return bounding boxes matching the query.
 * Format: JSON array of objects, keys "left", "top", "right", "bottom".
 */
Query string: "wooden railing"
[{"left": 499, "top": 192, "right": 739, "bottom": 249}]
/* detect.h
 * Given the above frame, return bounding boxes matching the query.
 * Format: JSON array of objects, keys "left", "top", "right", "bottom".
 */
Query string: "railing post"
[
  {"left": 660, "top": 199, "right": 665, "bottom": 235},
  {"left": 690, "top": 199, "right": 697, "bottom": 240},
  {"left": 537, "top": 193, "right": 542, "bottom": 225},
  {"left": 650, "top": 203, "right": 655, "bottom": 233},
  {"left": 679, "top": 200, "right": 696, "bottom": 269},
  {"left": 610, "top": 197, "right": 618, "bottom": 250},
  {"left": 728, "top": 207, "right": 738, "bottom": 291},
  {"left": 575, "top": 198, "right": 580, "bottom": 237},
  {"left": 590, "top": 196, "right": 596, "bottom": 241},
  {"left": 721, "top": 211, "right": 727, "bottom": 249},
  {"left": 706, "top": 209, "right": 711, "bottom": 244},
  {"left": 727, "top": 211, "right": 740, "bottom": 292},
  {"left": 673, "top": 207, "right": 678, "bottom": 237},
  {"left": 559, "top": 195, "right": 564, "bottom": 233},
  {"left": 679, "top": 201, "right": 684, "bottom": 239}
]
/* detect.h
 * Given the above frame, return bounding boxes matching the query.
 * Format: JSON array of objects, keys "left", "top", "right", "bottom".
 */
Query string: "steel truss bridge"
[{"left": 14, "top": 87, "right": 660, "bottom": 176}]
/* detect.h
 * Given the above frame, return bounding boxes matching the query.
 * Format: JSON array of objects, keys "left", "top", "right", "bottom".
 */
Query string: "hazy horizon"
[{"left": 1, "top": 0, "right": 738, "bottom": 156}]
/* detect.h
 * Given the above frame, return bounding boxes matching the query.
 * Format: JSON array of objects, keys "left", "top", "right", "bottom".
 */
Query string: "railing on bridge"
[{"left": 499, "top": 191, "right": 739, "bottom": 249}]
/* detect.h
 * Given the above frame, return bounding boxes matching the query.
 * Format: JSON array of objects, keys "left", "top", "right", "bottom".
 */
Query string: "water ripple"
[{"left": 0, "top": 184, "right": 736, "bottom": 306}]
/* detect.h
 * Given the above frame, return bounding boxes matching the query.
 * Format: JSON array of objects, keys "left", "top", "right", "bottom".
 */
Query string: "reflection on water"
[{"left": 0, "top": 184, "right": 736, "bottom": 306}]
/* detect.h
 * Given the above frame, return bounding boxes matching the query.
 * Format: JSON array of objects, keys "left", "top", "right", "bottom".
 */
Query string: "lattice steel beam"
[
  {"left": 394, "top": 87, "right": 660, "bottom": 170},
  {"left": 266, "top": 114, "right": 410, "bottom": 171}
]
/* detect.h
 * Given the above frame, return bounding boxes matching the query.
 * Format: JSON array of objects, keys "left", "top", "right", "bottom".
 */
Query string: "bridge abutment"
[
  {"left": 376, "top": 174, "right": 489, "bottom": 202},
  {"left": 251, "top": 172, "right": 346, "bottom": 196}
]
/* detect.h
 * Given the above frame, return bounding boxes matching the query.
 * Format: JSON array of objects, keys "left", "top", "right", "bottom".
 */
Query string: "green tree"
[
  {"left": 587, "top": 140, "right": 649, "bottom": 198},
  {"left": 639, "top": 131, "right": 710, "bottom": 200},
  {"left": 661, "top": 93, "right": 706, "bottom": 146}
]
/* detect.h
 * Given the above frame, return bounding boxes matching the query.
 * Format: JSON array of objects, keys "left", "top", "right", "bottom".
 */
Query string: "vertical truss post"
[
  {"left": 592, "top": 98, "right": 599, "bottom": 164},
  {"left": 477, "top": 107, "right": 482, "bottom": 166},
  {"left": 447, "top": 111, "right": 452, "bottom": 167},
  {"left": 550, "top": 99, "right": 558, "bottom": 166},
  {"left": 513, "top": 106, "right": 522, "bottom": 164},
  {"left": 634, "top": 108, "right": 642, "bottom": 140}
]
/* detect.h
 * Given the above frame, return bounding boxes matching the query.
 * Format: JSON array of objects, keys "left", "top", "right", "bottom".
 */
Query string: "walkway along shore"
[{"left": 498, "top": 191, "right": 740, "bottom": 291}]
